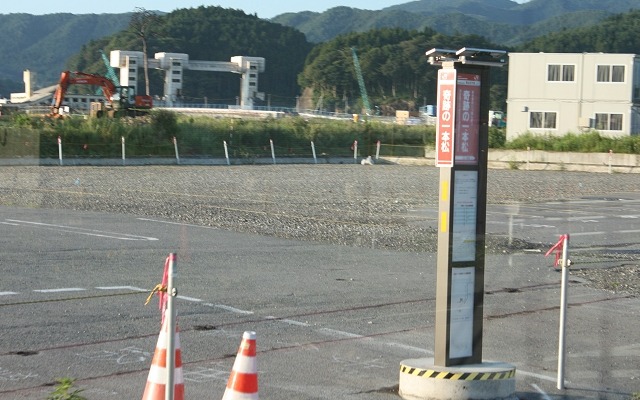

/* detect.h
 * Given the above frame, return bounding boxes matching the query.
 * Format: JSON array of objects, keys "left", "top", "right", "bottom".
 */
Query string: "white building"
[{"left": 506, "top": 52, "right": 640, "bottom": 140}]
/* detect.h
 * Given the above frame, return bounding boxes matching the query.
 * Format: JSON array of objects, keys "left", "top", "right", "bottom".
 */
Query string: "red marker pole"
[
  {"left": 546, "top": 235, "right": 570, "bottom": 389},
  {"left": 166, "top": 253, "right": 178, "bottom": 400},
  {"left": 558, "top": 234, "right": 570, "bottom": 389}
]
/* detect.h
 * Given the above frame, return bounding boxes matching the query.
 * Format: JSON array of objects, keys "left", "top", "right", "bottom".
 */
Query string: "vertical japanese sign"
[
  {"left": 449, "top": 267, "right": 475, "bottom": 359},
  {"left": 454, "top": 73, "right": 481, "bottom": 165},
  {"left": 452, "top": 170, "right": 478, "bottom": 262},
  {"left": 436, "top": 69, "right": 457, "bottom": 167}
]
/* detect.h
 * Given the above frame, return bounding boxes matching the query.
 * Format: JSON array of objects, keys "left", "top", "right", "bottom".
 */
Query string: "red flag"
[
  {"left": 159, "top": 256, "right": 170, "bottom": 323},
  {"left": 545, "top": 234, "right": 568, "bottom": 268}
]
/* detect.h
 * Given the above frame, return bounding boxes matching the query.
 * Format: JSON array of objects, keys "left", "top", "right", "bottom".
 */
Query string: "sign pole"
[
  {"left": 399, "top": 48, "right": 514, "bottom": 400},
  {"left": 433, "top": 60, "right": 490, "bottom": 366}
]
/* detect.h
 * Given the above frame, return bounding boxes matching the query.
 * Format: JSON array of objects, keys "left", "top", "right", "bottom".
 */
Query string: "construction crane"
[
  {"left": 350, "top": 47, "right": 372, "bottom": 116},
  {"left": 92, "top": 50, "right": 121, "bottom": 97},
  {"left": 100, "top": 49, "right": 121, "bottom": 86}
]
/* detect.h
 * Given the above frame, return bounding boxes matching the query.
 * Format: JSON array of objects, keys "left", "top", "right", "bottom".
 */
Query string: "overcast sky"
[{"left": 2, "top": 0, "right": 530, "bottom": 19}]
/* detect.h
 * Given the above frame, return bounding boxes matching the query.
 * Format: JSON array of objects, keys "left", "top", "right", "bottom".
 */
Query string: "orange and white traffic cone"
[
  {"left": 222, "top": 331, "right": 258, "bottom": 400},
  {"left": 142, "top": 319, "right": 184, "bottom": 400}
]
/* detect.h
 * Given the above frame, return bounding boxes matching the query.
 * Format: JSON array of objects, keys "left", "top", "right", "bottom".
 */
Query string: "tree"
[{"left": 129, "top": 8, "right": 161, "bottom": 96}]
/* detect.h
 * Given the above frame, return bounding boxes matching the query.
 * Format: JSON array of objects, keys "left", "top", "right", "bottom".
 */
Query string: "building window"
[
  {"left": 595, "top": 113, "right": 623, "bottom": 130},
  {"left": 172, "top": 78, "right": 181, "bottom": 83},
  {"left": 597, "top": 65, "right": 625, "bottom": 82},
  {"left": 530, "top": 111, "right": 557, "bottom": 129},
  {"left": 548, "top": 64, "right": 575, "bottom": 82}
]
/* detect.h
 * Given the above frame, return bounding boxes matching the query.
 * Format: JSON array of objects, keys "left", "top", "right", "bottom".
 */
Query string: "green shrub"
[
  {"left": 4, "top": 116, "right": 640, "bottom": 158},
  {"left": 47, "top": 378, "right": 87, "bottom": 400},
  {"left": 488, "top": 127, "right": 506, "bottom": 148},
  {"left": 505, "top": 131, "right": 640, "bottom": 154}
]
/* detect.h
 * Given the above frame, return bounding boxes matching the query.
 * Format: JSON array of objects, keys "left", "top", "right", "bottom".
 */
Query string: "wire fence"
[{"left": 0, "top": 127, "right": 428, "bottom": 163}]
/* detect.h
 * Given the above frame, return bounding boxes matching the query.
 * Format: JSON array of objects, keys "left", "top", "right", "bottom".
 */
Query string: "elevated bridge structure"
[{"left": 110, "top": 50, "right": 265, "bottom": 108}]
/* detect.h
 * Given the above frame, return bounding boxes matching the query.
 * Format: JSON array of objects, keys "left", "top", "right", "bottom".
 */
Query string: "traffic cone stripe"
[
  {"left": 238, "top": 340, "right": 256, "bottom": 357},
  {"left": 222, "top": 390, "right": 258, "bottom": 400},
  {"left": 141, "top": 318, "right": 184, "bottom": 400},
  {"left": 227, "top": 370, "right": 259, "bottom": 393},
  {"left": 150, "top": 348, "right": 183, "bottom": 368},
  {"left": 145, "top": 364, "right": 185, "bottom": 384},
  {"left": 229, "top": 354, "right": 257, "bottom": 373},
  {"left": 143, "top": 382, "right": 185, "bottom": 399}
]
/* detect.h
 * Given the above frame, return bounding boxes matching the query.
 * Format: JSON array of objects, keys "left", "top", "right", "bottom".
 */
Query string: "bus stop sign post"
[{"left": 399, "top": 48, "right": 517, "bottom": 400}]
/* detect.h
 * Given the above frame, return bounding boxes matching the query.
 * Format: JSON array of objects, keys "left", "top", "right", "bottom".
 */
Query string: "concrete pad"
[{"left": 399, "top": 358, "right": 516, "bottom": 400}]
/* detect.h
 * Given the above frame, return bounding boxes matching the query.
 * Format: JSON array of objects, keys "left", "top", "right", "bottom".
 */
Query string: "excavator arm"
[{"left": 50, "top": 71, "right": 117, "bottom": 117}]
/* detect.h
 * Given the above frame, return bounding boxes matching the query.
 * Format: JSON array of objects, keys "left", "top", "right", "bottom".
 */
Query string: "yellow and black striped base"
[
  {"left": 399, "top": 358, "right": 517, "bottom": 400},
  {"left": 400, "top": 364, "right": 516, "bottom": 381}
]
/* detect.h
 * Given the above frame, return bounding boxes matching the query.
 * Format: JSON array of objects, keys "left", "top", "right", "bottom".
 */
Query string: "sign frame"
[{"left": 434, "top": 62, "right": 491, "bottom": 367}]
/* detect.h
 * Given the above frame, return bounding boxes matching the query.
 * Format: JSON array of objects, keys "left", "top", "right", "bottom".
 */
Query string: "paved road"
[
  {"left": 409, "top": 191, "right": 640, "bottom": 258},
  {"left": 1, "top": 205, "right": 638, "bottom": 399}
]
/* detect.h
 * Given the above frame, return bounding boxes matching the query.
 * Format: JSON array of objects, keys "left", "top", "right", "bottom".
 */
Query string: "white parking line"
[
  {"left": 567, "top": 215, "right": 605, "bottom": 221},
  {"left": 531, "top": 383, "right": 553, "bottom": 400},
  {"left": 6, "top": 219, "right": 158, "bottom": 241},
  {"left": 33, "top": 288, "right": 86, "bottom": 293},
  {"left": 266, "top": 316, "right": 311, "bottom": 327},
  {"left": 137, "top": 217, "right": 218, "bottom": 230},
  {"left": 318, "top": 328, "right": 365, "bottom": 339},
  {"left": 385, "top": 342, "right": 433, "bottom": 355},
  {"left": 177, "top": 295, "right": 202, "bottom": 302},
  {"left": 96, "top": 286, "right": 147, "bottom": 292},
  {"left": 0, "top": 291, "right": 18, "bottom": 296},
  {"left": 202, "top": 303, "right": 254, "bottom": 314},
  {"left": 570, "top": 231, "right": 606, "bottom": 236},
  {"left": 518, "top": 369, "right": 558, "bottom": 383}
]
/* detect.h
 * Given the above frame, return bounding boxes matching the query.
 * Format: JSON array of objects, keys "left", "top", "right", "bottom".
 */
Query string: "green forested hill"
[
  {"left": 66, "top": 7, "right": 312, "bottom": 106},
  {"left": 297, "top": 8, "right": 640, "bottom": 114},
  {"left": 297, "top": 28, "right": 508, "bottom": 113},
  {"left": 272, "top": 0, "right": 640, "bottom": 44},
  {"left": 0, "top": 13, "right": 131, "bottom": 88},
  {"left": 5, "top": 2, "right": 640, "bottom": 114},
  {"left": 519, "top": 10, "right": 640, "bottom": 53}
]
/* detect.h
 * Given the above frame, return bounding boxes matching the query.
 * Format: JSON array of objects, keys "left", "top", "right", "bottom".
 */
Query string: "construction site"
[{"left": 2, "top": 50, "right": 269, "bottom": 119}]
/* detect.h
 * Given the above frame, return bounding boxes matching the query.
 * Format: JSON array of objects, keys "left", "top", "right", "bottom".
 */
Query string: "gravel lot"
[{"left": 0, "top": 164, "right": 638, "bottom": 296}]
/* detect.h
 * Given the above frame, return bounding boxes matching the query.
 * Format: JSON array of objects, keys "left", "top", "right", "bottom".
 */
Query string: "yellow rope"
[{"left": 144, "top": 284, "right": 167, "bottom": 305}]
